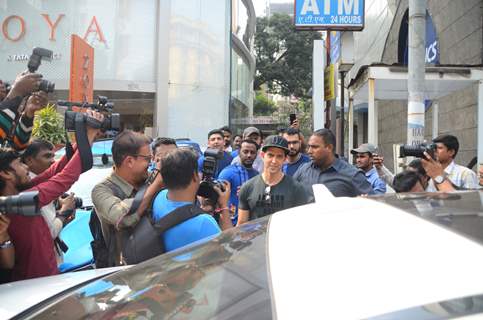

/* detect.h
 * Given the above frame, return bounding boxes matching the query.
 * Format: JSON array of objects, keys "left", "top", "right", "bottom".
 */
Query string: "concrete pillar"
[
  {"left": 432, "top": 101, "right": 438, "bottom": 139},
  {"left": 312, "top": 40, "right": 325, "bottom": 130},
  {"left": 348, "top": 98, "right": 354, "bottom": 163},
  {"left": 368, "top": 78, "right": 378, "bottom": 146},
  {"left": 478, "top": 80, "right": 483, "bottom": 173}
]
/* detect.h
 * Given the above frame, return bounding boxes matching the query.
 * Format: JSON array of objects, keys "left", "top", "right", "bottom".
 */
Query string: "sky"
[{"left": 253, "top": 0, "right": 291, "bottom": 16}]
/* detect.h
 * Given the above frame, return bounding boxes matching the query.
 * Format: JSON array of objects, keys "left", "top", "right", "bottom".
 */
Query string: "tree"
[
  {"left": 254, "top": 13, "right": 322, "bottom": 98},
  {"left": 253, "top": 91, "right": 277, "bottom": 116}
]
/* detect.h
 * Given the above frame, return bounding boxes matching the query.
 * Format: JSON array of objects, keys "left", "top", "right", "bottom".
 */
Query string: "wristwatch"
[{"left": 434, "top": 174, "right": 446, "bottom": 184}]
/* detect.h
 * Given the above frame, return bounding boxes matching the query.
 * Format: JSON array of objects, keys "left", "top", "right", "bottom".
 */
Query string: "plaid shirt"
[{"left": 427, "top": 161, "right": 478, "bottom": 191}]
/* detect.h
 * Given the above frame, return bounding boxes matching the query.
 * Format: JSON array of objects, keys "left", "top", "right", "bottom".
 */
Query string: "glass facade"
[{"left": 230, "top": 0, "right": 256, "bottom": 134}]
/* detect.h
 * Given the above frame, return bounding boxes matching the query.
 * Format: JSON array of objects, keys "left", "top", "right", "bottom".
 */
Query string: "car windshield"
[
  {"left": 26, "top": 219, "right": 273, "bottom": 319},
  {"left": 375, "top": 191, "right": 483, "bottom": 247}
]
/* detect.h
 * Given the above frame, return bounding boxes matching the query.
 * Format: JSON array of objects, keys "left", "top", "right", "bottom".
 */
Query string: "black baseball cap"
[{"left": 261, "top": 135, "right": 289, "bottom": 154}]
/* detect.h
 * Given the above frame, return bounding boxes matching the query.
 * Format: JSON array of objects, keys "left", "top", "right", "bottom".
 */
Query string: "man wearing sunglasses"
[
  {"left": 92, "top": 130, "right": 164, "bottom": 266},
  {"left": 237, "top": 135, "right": 308, "bottom": 225}
]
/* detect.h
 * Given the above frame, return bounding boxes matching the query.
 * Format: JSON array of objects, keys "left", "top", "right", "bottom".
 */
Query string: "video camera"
[
  {"left": 399, "top": 143, "right": 437, "bottom": 159},
  {"left": 197, "top": 148, "right": 225, "bottom": 203},
  {"left": 28, "top": 47, "right": 55, "bottom": 93},
  {"left": 0, "top": 191, "right": 40, "bottom": 216},
  {"left": 59, "top": 96, "right": 121, "bottom": 131}
]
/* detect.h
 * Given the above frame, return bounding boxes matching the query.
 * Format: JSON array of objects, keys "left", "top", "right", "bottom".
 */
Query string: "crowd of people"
[{"left": 0, "top": 69, "right": 482, "bottom": 284}]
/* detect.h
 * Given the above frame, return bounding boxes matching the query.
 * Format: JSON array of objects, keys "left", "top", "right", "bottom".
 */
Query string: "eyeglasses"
[
  {"left": 133, "top": 154, "right": 152, "bottom": 161},
  {"left": 263, "top": 186, "right": 271, "bottom": 204}
]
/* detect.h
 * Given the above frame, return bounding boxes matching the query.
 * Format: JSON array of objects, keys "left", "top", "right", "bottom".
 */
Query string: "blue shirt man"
[
  {"left": 282, "top": 128, "right": 310, "bottom": 176},
  {"left": 151, "top": 148, "right": 232, "bottom": 253},
  {"left": 218, "top": 140, "right": 259, "bottom": 224},
  {"left": 198, "top": 129, "right": 232, "bottom": 178},
  {"left": 152, "top": 190, "right": 220, "bottom": 252},
  {"left": 351, "top": 143, "right": 386, "bottom": 194}
]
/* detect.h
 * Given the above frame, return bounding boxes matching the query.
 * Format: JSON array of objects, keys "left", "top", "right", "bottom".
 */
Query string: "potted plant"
[{"left": 32, "top": 104, "right": 65, "bottom": 149}]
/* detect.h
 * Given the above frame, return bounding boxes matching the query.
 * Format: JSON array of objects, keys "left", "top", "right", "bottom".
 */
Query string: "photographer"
[
  {"left": 425, "top": 135, "right": 477, "bottom": 191},
  {"left": 22, "top": 139, "right": 77, "bottom": 263},
  {"left": 198, "top": 129, "right": 233, "bottom": 179},
  {"left": 0, "top": 109, "right": 103, "bottom": 281},
  {"left": 152, "top": 149, "right": 232, "bottom": 252},
  {"left": 91, "top": 130, "right": 164, "bottom": 267},
  {"left": 0, "top": 73, "right": 47, "bottom": 150}
]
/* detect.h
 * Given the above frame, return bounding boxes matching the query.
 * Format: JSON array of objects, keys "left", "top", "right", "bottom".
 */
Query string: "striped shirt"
[{"left": 0, "top": 97, "right": 34, "bottom": 150}]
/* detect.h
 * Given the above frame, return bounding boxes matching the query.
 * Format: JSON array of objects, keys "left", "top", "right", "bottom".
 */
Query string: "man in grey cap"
[
  {"left": 231, "top": 126, "right": 264, "bottom": 173},
  {"left": 351, "top": 143, "right": 386, "bottom": 194},
  {"left": 237, "top": 135, "right": 307, "bottom": 225}
]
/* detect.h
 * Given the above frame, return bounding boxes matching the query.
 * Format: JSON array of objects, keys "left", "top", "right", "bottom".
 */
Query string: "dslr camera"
[
  {"left": 60, "top": 96, "right": 121, "bottom": 131},
  {"left": 197, "top": 148, "right": 226, "bottom": 203},
  {"left": 28, "top": 47, "right": 55, "bottom": 93},
  {"left": 0, "top": 191, "right": 40, "bottom": 216},
  {"left": 399, "top": 143, "right": 437, "bottom": 159},
  {"left": 58, "top": 193, "right": 83, "bottom": 209}
]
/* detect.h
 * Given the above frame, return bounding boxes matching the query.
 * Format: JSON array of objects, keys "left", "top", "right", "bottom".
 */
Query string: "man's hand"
[
  {"left": 59, "top": 193, "right": 76, "bottom": 211},
  {"left": 0, "top": 214, "right": 11, "bottom": 243},
  {"left": 0, "top": 81, "right": 7, "bottom": 101},
  {"left": 421, "top": 152, "right": 445, "bottom": 179},
  {"left": 214, "top": 181, "right": 231, "bottom": 208},
  {"left": 85, "top": 109, "right": 105, "bottom": 145},
  {"left": 24, "top": 91, "right": 48, "bottom": 118},
  {"left": 6, "top": 73, "right": 42, "bottom": 99},
  {"left": 290, "top": 118, "right": 300, "bottom": 129},
  {"left": 373, "top": 154, "right": 384, "bottom": 169}
]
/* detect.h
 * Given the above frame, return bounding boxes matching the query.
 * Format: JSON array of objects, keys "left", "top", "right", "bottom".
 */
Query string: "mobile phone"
[{"left": 289, "top": 113, "right": 296, "bottom": 125}]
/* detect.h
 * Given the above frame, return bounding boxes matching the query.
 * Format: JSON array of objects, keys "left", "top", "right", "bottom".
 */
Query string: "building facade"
[
  {"left": 0, "top": 0, "right": 255, "bottom": 144},
  {"left": 340, "top": 0, "right": 483, "bottom": 172}
]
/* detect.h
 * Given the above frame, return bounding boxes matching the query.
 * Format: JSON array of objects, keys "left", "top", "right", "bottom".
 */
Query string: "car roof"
[{"left": 12, "top": 191, "right": 483, "bottom": 319}]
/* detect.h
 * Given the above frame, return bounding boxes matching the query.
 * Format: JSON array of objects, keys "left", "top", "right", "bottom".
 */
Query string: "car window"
[
  {"left": 368, "top": 294, "right": 483, "bottom": 320},
  {"left": 377, "top": 191, "right": 483, "bottom": 247},
  {"left": 27, "top": 219, "right": 273, "bottom": 320}
]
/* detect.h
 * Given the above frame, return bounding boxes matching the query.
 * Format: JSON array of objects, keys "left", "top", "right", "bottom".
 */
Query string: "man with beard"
[
  {"left": 0, "top": 110, "right": 103, "bottom": 281},
  {"left": 350, "top": 143, "right": 386, "bottom": 194},
  {"left": 218, "top": 139, "right": 259, "bottom": 225},
  {"left": 220, "top": 126, "right": 233, "bottom": 152},
  {"left": 282, "top": 128, "right": 310, "bottom": 176},
  {"left": 237, "top": 136, "right": 307, "bottom": 225},
  {"left": 92, "top": 130, "right": 164, "bottom": 266},
  {"left": 293, "top": 129, "right": 373, "bottom": 200}
]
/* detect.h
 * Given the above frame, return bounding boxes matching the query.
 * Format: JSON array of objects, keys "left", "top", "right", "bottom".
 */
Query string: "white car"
[{"left": 2, "top": 190, "right": 483, "bottom": 319}]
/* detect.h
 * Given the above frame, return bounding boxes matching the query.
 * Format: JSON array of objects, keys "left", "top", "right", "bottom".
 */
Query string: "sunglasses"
[{"left": 263, "top": 186, "right": 271, "bottom": 205}]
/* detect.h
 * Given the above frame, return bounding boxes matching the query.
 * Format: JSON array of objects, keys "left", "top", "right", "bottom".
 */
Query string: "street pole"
[
  {"left": 407, "top": 0, "right": 426, "bottom": 145},
  {"left": 340, "top": 71, "right": 345, "bottom": 157}
]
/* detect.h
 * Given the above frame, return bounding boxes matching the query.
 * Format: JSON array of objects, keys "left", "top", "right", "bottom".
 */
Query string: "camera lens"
[{"left": 39, "top": 80, "right": 55, "bottom": 93}]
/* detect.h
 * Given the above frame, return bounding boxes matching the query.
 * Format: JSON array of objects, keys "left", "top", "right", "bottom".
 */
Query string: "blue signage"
[
  {"left": 330, "top": 31, "right": 341, "bottom": 63},
  {"left": 295, "top": 0, "right": 365, "bottom": 30},
  {"left": 402, "top": 11, "right": 439, "bottom": 65}
]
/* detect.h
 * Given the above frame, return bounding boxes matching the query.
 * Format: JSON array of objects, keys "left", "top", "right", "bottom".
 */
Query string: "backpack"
[
  {"left": 121, "top": 203, "right": 202, "bottom": 264},
  {"left": 89, "top": 180, "right": 202, "bottom": 267}
]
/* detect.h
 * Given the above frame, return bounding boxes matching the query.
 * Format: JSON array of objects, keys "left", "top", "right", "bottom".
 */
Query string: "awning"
[{"left": 345, "top": 65, "right": 483, "bottom": 166}]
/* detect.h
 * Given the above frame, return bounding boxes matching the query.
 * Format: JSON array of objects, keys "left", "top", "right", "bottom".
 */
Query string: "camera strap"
[
  {"left": 64, "top": 130, "right": 74, "bottom": 160},
  {"left": 74, "top": 112, "right": 93, "bottom": 172}
]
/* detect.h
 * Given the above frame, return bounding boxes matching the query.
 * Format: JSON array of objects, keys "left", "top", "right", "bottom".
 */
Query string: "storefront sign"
[
  {"left": 295, "top": 0, "right": 364, "bottom": 30},
  {"left": 69, "top": 35, "right": 94, "bottom": 103},
  {"left": 324, "top": 64, "right": 336, "bottom": 100}
]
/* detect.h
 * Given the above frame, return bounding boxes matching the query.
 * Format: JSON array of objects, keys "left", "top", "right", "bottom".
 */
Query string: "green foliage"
[
  {"left": 254, "top": 13, "right": 322, "bottom": 98},
  {"left": 254, "top": 92, "right": 277, "bottom": 116},
  {"left": 32, "top": 104, "right": 65, "bottom": 145}
]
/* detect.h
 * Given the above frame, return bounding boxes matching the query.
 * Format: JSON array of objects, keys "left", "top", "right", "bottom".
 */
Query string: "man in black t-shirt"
[{"left": 237, "top": 135, "right": 308, "bottom": 224}]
